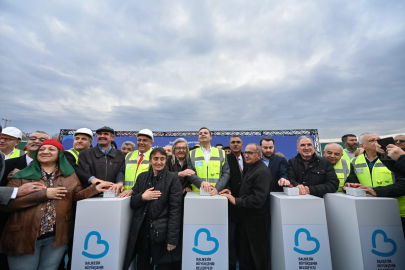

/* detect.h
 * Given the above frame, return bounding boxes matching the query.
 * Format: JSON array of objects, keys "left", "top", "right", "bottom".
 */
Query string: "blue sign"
[
  {"left": 62, "top": 134, "right": 314, "bottom": 160},
  {"left": 371, "top": 229, "right": 397, "bottom": 257},
  {"left": 192, "top": 228, "right": 219, "bottom": 255},
  {"left": 293, "top": 228, "right": 320, "bottom": 255},
  {"left": 82, "top": 231, "right": 110, "bottom": 259}
]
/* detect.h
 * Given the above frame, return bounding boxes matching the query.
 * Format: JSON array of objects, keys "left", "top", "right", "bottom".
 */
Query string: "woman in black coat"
[{"left": 123, "top": 147, "right": 183, "bottom": 270}]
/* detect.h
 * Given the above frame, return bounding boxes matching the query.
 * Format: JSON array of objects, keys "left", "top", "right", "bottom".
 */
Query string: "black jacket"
[
  {"left": 123, "top": 167, "right": 183, "bottom": 269},
  {"left": 235, "top": 160, "right": 271, "bottom": 220},
  {"left": 1, "top": 155, "right": 28, "bottom": 187},
  {"left": 78, "top": 145, "right": 125, "bottom": 187},
  {"left": 64, "top": 151, "right": 93, "bottom": 187},
  {"left": 264, "top": 154, "right": 288, "bottom": 192},
  {"left": 166, "top": 155, "right": 191, "bottom": 190},
  {"left": 226, "top": 153, "right": 248, "bottom": 223},
  {"left": 288, "top": 153, "right": 339, "bottom": 197}
]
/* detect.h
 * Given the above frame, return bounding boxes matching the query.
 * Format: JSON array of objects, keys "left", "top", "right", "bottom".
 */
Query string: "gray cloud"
[{"left": 1, "top": 0, "right": 404, "bottom": 139}]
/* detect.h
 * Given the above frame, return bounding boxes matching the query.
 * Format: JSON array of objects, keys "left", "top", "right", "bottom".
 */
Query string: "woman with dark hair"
[
  {"left": 123, "top": 147, "right": 183, "bottom": 270},
  {"left": 0, "top": 139, "right": 111, "bottom": 270}
]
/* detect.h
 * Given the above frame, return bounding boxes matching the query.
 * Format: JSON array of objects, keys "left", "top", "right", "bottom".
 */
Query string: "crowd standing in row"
[{"left": 0, "top": 125, "right": 405, "bottom": 270}]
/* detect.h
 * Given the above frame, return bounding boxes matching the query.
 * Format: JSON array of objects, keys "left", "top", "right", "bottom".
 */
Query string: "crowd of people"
[{"left": 0, "top": 124, "right": 404, "bottom": 270}]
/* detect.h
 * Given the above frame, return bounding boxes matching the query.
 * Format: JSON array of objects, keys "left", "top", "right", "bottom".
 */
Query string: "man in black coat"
[
  {"left": 220, "top": 143, "right": 271, "bottom": 270},
  {"left": 260, "top": 137, "right": 289, "bottom": 191},
  {"left": 288, "top": 136, "right": 338, "bottom": 197},
  {"left": 78, "top": 126, "right": 124, "bottom": 192},
  {"left": 225, "top": 135, "right": 248, "bottom": 270}
]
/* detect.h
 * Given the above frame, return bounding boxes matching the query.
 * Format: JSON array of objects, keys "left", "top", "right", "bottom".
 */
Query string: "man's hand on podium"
[
  {"left": 296, "top": 185, "right": 310, "bottom": 195},
  {"left": 118, "top": 190, "right": 133, "bottom": 198},
  {"left": 95, "top": 182, "right": 114, "bottom": 193},
  {"left": 219, "top": 189, "right": 235, "bottom": 205},
  {"left": 344, "top": 183, "right": 377, "bottom": 196},
  {"left": 109, "top": 182, "right": 124, "bottom": 195},
  {"left": 142, "top": 187, "right": 161, "bottom": 201},
  {"left": 210, "top": 184, "right": 218, "bottom": 196},
  {"left": 200, "top": 181, "right": 211, "bottom": 192},
  {"left": 278, "top": 178, "right": 290, "bottom": 187}
]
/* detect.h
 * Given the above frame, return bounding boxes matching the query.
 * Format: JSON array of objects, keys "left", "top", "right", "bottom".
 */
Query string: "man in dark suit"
[
  {"left": 260, "top": 137, "right": 289, "bottom": 191},
  {"left": 1, "top": 131, "right": 49, "bottom": 186},
  {"left": 226, "top": 135, "right": 248, "bottom": 270}
]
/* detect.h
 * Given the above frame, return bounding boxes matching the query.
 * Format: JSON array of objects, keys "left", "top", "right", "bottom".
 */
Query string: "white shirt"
[
  {"left": 201, "top": 146, "right": 212, "bottom": 163},
  {"left": 26, "top": 155, "right": 33, "bottom": 165},
  {"left": 235, "top": 154, "right": 243, "bottom": 171}
]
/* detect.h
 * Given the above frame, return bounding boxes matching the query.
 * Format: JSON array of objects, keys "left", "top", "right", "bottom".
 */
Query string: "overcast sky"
[{"left": 1, "top": 0, "right": 404, "bottom": 140}]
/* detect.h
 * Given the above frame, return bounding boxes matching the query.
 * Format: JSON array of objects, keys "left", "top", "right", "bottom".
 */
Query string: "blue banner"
[{"left": 62, "top": 135, "right": 314, "bottom": 160}]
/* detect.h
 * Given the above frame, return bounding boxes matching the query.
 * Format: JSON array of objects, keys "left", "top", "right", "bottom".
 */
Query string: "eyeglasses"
[
  {"left": 395, "top": 140, "right": 405, "bottom": 143},
  {"left": 244, "top": 151, "right": 259, "bottom": 155},
  {"left": 175, "top": 147, "right": 187, "bottom": 150},
  {"left": 231, "top": 141, "right": 242, "bottom": 144},
  {"left": 29, "top": 136, "right": 47, "bottom": 142},
  {"left": 0, "top": 137, "right": 16, "bottom": 142},
  {"left": 137, "top": 138, "right": 151, "bottom": 143}
]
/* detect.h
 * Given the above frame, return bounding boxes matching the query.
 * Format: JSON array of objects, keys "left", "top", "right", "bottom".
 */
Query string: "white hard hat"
[
  {"left": 1, "top": 127, "right": 22, "bottom": 139},
  {"left": 137, "top": 129, "right": 154, "bottom": 142},
  {"left": 74, "top": 128, "right": 94, "bottom": 140}
]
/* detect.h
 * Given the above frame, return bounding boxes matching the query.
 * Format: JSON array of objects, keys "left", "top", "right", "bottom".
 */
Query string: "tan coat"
[{"left": 0, "top": 171, "right": 98, "bottom": 256}]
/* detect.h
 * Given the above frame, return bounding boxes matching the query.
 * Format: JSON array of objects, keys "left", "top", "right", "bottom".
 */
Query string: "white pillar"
[
  {"left": 271, "top": 192, "right": 332, "bottom": 270},
  {"left": 182, "top": 192, "right": 229, "bottom": 270},
  {"left": 71, "top": 197, "right": 133, "bottom": 270},
  {"left": 325, "top": 193, "right": 405, "bottom": 270}
]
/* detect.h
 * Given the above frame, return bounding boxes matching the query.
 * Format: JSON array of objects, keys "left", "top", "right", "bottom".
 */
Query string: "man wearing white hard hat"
[
  {"left": 64, "top": 128, "right": 94, "bottom": 185},
  {"left": 119, "top": 128, "right": 154, "bottom": 198},
  {"left": 0, "top": 127, "right": 23, "bottom": 160}
]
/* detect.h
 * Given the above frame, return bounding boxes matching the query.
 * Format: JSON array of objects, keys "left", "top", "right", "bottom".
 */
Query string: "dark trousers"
[
  {"left": 229, "top": 222, "right": 240, "bottom": 270},
  {"left": 402, "top": 217, "right": 405, "bottom": 239},
  {"left": 137, "top": 247, "right": 176, "bottom": 270},
  {"left": 239, "top": 217, "right": 271, "bottom": 270}
]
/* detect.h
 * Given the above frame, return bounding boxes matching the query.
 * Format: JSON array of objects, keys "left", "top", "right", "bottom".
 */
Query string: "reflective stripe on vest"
[
  {"left": 352, "top": 154, "right": 405, "bottom": 217},
  {"left": 8, "top": 149, "right": 24, "bottom": 159},
  {"left": 190, "top": 147, "right": 225, "bottom": 192},
  {"left": 124, "top": 149, "right": 151, "bottom": 190},
  {"left": 334, "top": 159, "right": 349, "bottom": 192},
  {"left": 67, "top": 148, "right": 79, "bottom": 165}
]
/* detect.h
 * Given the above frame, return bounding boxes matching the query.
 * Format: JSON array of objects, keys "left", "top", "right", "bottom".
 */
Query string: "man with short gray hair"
[
  {"left": 323, "top": 143, "right": 350, "bottom": 192},
  {"left": 220, "top": 143, "right": 271, "bottom": 269},
  {"left": 121, "top": 141, "right": 135, "bottom": 155},
  {"left": 288, "top": 136, "right": 338, "bottom": 197},
  {"left": 1, "top": 131, "right": 50, "bottom": 184}
]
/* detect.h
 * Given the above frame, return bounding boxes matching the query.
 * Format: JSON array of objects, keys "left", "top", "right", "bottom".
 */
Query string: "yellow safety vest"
[
  {"left": 334, "top": 159, "right": 350, "bottom": 192},
  {"left": 190, "top": 147, "right": 226, "bottom": 192},
  {"left": 8, "top": 149, "right": 24, "bottom": 159},
  {"left": 352, "top": 154, "right": 405, "bottom": 217},
  {"left": 66, "top": 148, "right": 79, "bottom": 165},
  {"left": 341, "top": 149, "right": 353, "bottom": 163},
  {"left": 124, "top": 149, "right": 151, "bottom": 190}
]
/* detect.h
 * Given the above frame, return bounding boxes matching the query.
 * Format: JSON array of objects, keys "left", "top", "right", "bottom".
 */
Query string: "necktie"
[
  {"left": 238, "top": 157, "right": 242, "bottom": 173},
  {"left": 137, "top": 153, "right": 144, "bottom": 170}
]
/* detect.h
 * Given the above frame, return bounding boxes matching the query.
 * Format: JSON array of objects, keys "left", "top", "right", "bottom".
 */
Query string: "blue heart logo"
[
  {"left": 371, "top": 229, "right": 397, "bottom": 257},
  {"left": 293, "top": 228, "right": 320, "bottom": 255},
  {"left": 192, "top": 228, "right": 219, "bottom": 255},
  {"left": 82, "top": 231, "right": 109, "bottom": 259}
]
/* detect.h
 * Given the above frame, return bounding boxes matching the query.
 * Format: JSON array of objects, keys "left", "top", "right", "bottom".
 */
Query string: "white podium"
[
  {"left": 182, "top": 192, "right": 228, "bottom": 270},
  {"left": 324, "top": 193, "right": 405, "bottom": 270},
  {"left": 72, "top": 197, "right": 133, "bottom": 270},
  {"left": 270, "top": 192, "right": 332, "bottom": 270}
]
